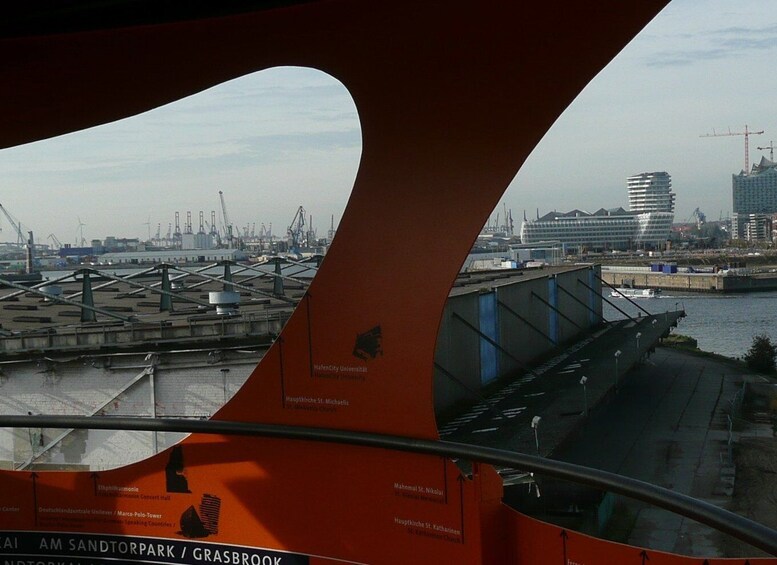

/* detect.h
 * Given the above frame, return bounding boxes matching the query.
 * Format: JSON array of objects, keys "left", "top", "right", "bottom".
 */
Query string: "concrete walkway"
[
  {"left": 439, "top": 310, "right": 773, "bottom": 557},
  {"left": 553, "top": 346, "right": 748, "bottom": 555}
]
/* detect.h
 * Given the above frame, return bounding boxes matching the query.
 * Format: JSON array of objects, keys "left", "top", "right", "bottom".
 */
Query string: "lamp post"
[
  {"left": 220, "top": 368, "right": 230, "bottom": 404},
  {"left": 635, "top": 331, "right": 642, "bottom": 353},
  {"left": 580, "top": 376, "right": 588, "bottom": 416},
  {"left": 613, "top": 350, "right": 622, "bottom": 391},
  {"left": 531, "top": 416, "right": 541, "bottom": 456}
]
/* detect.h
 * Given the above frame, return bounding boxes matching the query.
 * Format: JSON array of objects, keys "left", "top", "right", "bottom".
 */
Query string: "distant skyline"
[
  {"left": 507, "top": 0, "right": 777, "bottom": 226},
  {"left": 0, "top": 68, "right": 362, "bottom": 245},
  {"left": 2, "top": 0, "right": 777, "bottom": 244}
]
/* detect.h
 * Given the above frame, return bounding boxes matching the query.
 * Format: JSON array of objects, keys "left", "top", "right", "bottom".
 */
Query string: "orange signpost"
[{"left": 0, "top": 1, "right": 774, "bottom": 563}]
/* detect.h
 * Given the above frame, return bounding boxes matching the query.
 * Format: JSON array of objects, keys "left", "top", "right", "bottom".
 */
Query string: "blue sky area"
[{"left": 1, "top": 0, "right": 777, "bottom": 243}]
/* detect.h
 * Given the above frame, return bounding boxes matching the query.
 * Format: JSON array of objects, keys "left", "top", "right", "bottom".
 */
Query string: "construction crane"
[
  {"left": 700, "top": 125, "right": 764, "bottom": 174},
  {"left": 219, "top": 190, "right": 234, "bottom": 248},
  {"left": 0, "top": 203, "right": 27, "bottom": 247},
  {"left": 757, "top": 141, "right": 774, "bottom": 161}
]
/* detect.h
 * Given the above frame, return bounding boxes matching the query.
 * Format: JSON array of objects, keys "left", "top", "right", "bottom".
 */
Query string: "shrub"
[{"left": 744, "top": 334, "right": 777, "bottom": 374}]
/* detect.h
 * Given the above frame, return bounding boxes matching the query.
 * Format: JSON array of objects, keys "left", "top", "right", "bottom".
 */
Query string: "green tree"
[{"left": 744, "top": 334, "right": 777, "bottom": 373}]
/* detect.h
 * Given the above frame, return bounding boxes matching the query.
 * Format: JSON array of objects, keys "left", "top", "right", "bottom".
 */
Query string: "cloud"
[{"left": 644, "top": 23, "right": 777, "bottom": 67}]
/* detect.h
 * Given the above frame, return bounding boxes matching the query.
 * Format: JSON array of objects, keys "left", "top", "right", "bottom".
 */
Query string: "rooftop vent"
[{"left": 209, "top": 291, "right": 240, "bottom": 315}]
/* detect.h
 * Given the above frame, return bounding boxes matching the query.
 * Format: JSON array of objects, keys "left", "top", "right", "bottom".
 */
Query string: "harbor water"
[{"left": 604, "top": 291, "right": 777, "bottom": 360}]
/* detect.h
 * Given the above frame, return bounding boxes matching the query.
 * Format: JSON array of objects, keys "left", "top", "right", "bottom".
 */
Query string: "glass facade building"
[
  {"left": 732, "top": 157, "right": 777, "bottom": 239},
  {"left": 520, "top": 208, "right": 673, "bottom": 252}
]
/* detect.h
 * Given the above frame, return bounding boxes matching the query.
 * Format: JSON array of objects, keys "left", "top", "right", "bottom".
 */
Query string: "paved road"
[{"left": 553, "top": 346, "right": 754, "bottom": 556}]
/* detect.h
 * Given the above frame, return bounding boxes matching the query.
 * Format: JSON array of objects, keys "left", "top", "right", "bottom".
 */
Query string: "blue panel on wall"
[
  {"left": 479, "top": 292, "right": 498, "bottom": 385},
  {"left": 588, "top": 268, "right": 597, "bottom": 326},
  {"left": 548, "top": 277, "right": 558, "bottom": 344}
]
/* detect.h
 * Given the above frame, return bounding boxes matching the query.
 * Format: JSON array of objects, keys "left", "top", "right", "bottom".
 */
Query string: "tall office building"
[
  {"left": 627, "top": 171, "right": 675, "bottom": 213},
  {"left": 732, "top": 156, "right": 777, "bottom": 239}
]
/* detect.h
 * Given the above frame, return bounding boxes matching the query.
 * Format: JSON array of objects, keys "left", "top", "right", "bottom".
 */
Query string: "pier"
[{"left": 601, "top": 266, "right": 777, "bottom": 293}]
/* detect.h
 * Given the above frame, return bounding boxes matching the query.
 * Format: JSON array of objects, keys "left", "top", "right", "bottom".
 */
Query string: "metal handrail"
[{"left": 1, "top": 415, "right": 776, "bottom": 556}]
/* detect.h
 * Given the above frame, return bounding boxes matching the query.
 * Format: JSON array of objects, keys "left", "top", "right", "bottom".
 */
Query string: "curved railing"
[{"left": 3, "top": 415, "right": 776, "bottom": 557}]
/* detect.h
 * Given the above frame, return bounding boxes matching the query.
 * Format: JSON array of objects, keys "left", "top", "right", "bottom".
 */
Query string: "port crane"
[
  {"left": 0, "top": 203, "right": 27, "bottom": 247},
  {"left": 686, "top": 207, "right": 706, "bottom": 228},
  {"left": 48, "top": 233, "right": 63, "bottom": 250},
  {"left": 219, "top": 190, "right": 235, "bottom": 248},
  {"left": 287, "top": 206, "right": 307, "bottom": 253},
  {"left": 701, "top": 125, "right": 764, "bottom": 175}
]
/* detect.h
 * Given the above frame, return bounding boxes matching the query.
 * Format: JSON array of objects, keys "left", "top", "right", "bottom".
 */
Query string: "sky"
[{"left": 2, "top": 0, "right": 777, "bottom": 244}]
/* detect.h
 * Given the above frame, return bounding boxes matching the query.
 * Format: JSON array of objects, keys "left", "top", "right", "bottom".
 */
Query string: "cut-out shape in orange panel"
[{"left": 6, "top": 3, "right": 767, "bottom": 565}]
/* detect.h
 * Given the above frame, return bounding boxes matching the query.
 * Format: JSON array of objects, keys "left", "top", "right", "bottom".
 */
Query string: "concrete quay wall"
[{"left": 601, "top": 271, "right": 777, "bottom": 293}]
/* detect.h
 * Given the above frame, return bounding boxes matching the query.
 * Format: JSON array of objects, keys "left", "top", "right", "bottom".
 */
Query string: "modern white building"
[
  {"left": 627, "top": 171, "right": 675, "bottom": 213},
  {"left": 520, "top": 172, "right": 675, "bottom": 252},
  {"left": 520, "top": 208, "right": 672, "bottom": 252}
]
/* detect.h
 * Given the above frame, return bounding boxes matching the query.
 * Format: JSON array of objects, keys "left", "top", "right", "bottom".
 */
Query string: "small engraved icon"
[
  {"left": 179, "top": 494, "right": 222, "bottom": 538},
  {"left": 199, "top": 493, "right": 222, "bottom": 535},
  {"left": 353, "top": 325, "right": 383, "bottom": 360},
  {"left": 179, "top": 505, "right": 208, "bottom": 538},
  {"left": 165, "top": 445, "right": 190, "bottom": 493}
]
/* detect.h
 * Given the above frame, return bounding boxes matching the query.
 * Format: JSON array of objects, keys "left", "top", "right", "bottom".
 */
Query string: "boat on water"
[{"left": 611, "top": 287, "right": 660, "bottom": 298}]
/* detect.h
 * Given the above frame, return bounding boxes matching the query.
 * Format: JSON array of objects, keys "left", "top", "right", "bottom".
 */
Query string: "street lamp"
[
  {"left": 613, "top": 350, "right": 622, "bottom": 391},
  {"left": 580, "top": 376, "right": 588, "bottom": 416},
  {"left": 652, "top": 319, "right": 658, "bottom": 326},
  {"left": 635, "top": 332, "right": 642, "bottom": 352},
  {"left": 531, "top": 416, "right": 541, "bottom": 455}
]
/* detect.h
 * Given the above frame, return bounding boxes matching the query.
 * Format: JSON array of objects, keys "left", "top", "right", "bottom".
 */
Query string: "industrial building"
[
  {"left": 97, "top": 248, "right": 248, "bottom": 264},
  {"left": 434, "top": 265, "right": 602, "bottom": 413},
  {"left": 0, "top": 263, "right": 602, "bottom": 469}
]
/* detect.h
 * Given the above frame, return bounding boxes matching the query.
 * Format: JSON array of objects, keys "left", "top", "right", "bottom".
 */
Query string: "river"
[{"left": 603, "top": 291, "right": 777, "bottom": 360}]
